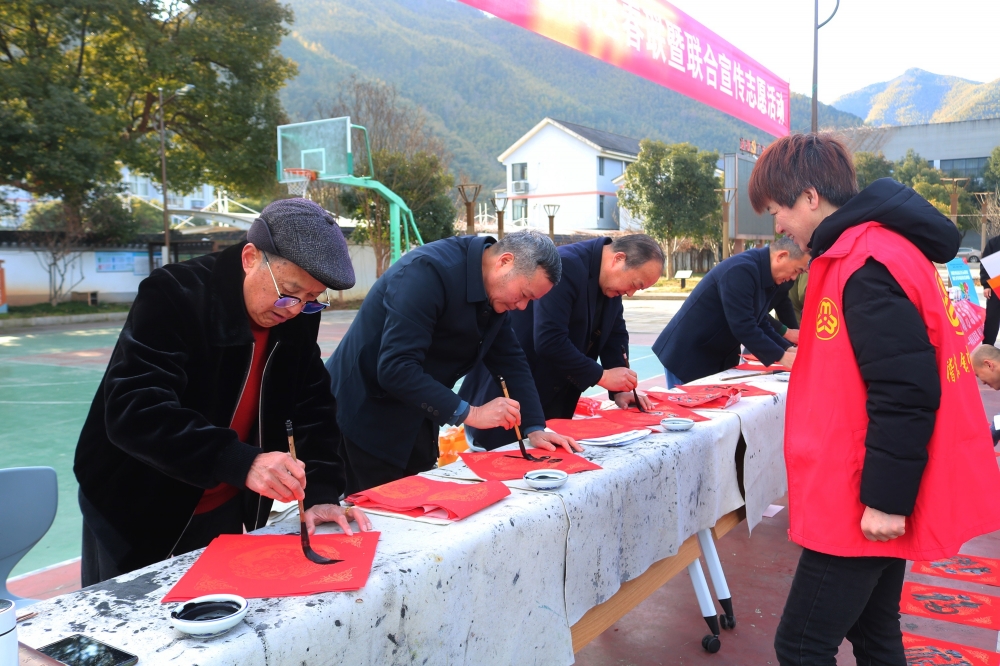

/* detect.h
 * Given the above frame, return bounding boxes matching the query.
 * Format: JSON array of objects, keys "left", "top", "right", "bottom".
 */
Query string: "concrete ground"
[{"left": 8, "top": 297, "right": 1000, "bottom": 666}]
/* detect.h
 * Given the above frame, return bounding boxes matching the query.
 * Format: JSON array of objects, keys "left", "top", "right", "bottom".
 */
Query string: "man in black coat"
[
  {"left": 326, "top": 230, "right": 579, "bottom": 494},
  {"left": 981, "top": 234, "right": 1000, "bottom": 345},
  {"left": 459, "top": 234, "right": 665, "bottom": 448},
  {"left": 75, "top": 199, "right": 371, "bottom": 585},
  {"left": 652, "top": 236, "right": 807, "bottom": 386}
]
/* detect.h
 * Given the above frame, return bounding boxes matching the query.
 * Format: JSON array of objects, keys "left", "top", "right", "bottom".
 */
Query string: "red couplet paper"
[
  {"left": 546, "top": 416, "right": 635, "bottom": 440},
  {"left": 683, "top": 383, "right": 776, "bottom": 398},
  {"left": 900, "top": 582, "right": 1000, "bottom": 630},
  {"left": 161, "top": 532, "right": 380, "bottom": 602},
  {"left": 459, "top": 450, "right": 602, "bottom": 481},
  {"left": 601, "top": 404, "right": 709, "bottom": 426},
  {"left": 902, "top": 632, "right": 1000, "bottom": 666},
  {"left": 647, "top": 388, "right": 740, "bottom": 409},
  {"left": 346, "top": 477, "right": 510, "bottom": 521},
  {"left": 574, "top": 396, "right": 602, "bottom": 417},
  {"left": 955, "top": 299, "right": 987, "bottom": 348},
  {"left": 912, "top": 555, "right": 1000, "bottom": 587}
]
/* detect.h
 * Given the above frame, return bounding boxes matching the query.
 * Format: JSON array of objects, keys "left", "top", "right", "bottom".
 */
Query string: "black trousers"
[
  {"left": 984, "top": 292, "right": 1000, "bottom": 345},
  {"left": 340, "top": 418, "right": 438, "bottom": 495},
  {"left": 81, "top": 495, "right": 244, "bottom": 587},
  {"left": 774, "top": 548, "right": 906, "bottom": 666}
]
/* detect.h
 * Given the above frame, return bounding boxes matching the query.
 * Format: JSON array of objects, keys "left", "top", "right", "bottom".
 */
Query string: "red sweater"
[{"left": 194, "top": 322, "right": 270, "bottom": 514}]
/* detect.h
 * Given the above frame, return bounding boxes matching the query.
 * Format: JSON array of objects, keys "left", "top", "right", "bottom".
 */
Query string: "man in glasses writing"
[{"left": 75, "top": 198, "right": 371, "bottom": 585}]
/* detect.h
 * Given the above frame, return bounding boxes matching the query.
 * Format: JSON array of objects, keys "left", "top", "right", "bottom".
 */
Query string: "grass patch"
[
  {"left": 322, "top": 297, "right": 364, "bottom": 310},
  {"left": 0, "top": 302, "right": 134, "bottom": 319}
]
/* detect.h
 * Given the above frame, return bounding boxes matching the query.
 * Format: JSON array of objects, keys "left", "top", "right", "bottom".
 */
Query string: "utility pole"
[
  {"left": 812, "top": 0, "right": 840, "bottom": 133},
  {"left": 942, "top": 177, "right": 970, "bottom": 226}
]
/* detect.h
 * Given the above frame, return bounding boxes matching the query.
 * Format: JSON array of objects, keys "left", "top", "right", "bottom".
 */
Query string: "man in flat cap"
[
  {"left": 327, "top": 230, "right": 580, "bottom": 494},
  {"left": 75, "top": 198, "right": 371, "bottom": 585}
]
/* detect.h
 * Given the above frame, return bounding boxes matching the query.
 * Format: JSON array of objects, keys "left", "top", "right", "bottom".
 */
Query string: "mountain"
[
  {"left": 277, "top": 0, "right": 861, "bottom": 187},
  {"left": 831, "top": 68, "right": 1000, "bottom": 126}
]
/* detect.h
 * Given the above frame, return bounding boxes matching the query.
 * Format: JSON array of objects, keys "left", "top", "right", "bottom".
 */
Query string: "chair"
[{"left": 0, "top": 467, "right": 58, "bottom": 608}]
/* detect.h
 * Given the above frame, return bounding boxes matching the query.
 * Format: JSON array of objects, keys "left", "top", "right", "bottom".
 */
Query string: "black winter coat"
[
  {"left": 811, "top": 178, "right": 960, "bottom": 516},
  {"left": 74, "top": 242, "right": 344, "bottom": 573},
  {"left": 459, "top": 237, "right": 629, "bottom": 447}
]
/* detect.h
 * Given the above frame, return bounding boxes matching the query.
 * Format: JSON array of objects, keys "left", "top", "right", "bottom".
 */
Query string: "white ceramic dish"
[
  {"left": 523, "top": 469, "right": 569, "bottom": 490},
  {"left": 169, "top": 594, "right": 248, "bottom": 638},
  {"left": 660, "top": 417, "right": 695, "bottom": 432},
  {"left": 773, "top": 372, "right": 790, "bottom": 382}
]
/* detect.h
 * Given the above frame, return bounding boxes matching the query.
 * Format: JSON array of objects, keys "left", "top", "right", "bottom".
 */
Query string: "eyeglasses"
[{"left": 261, "top": 251, "right": 329, "bottom": 315}]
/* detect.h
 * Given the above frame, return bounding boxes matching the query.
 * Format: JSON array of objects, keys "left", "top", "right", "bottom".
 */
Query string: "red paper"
[
  {"left": 912, "top": 555, "right": 1000, "bottom": 587},
  {"left": 574, "top": 397, "right": 602, "bottom": 417},
  {"left": 901, "top": 582, "right": 1000, "bottom": 630},
  {"left": 601, "top": 404, "right": 709, "bottom": 426},
  {"left": 459, "top": 450, "right": 602, "bottom": 481},
  {"left": 955, "top": 299, "right": 987, "bottom": 348},
  {"left": 682, "top": 383, "right": 776, "bottom": 398},
  {"left": 546, "top": 417, "right": 635, "bottom": 440},
  {"left": 647, "top": 388, "right": 741, "bottom": 409},
  {"left": 161, "top": 532, "right": 380, "bottom": 601},
  {"left": 347, "top": 477, "right": 509, "bottom": 521},
  {"left": 902, "top": 632, "right": 1000, "bottom": 666}
]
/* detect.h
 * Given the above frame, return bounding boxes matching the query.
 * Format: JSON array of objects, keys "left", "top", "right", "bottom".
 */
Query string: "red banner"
[{"left": 458, "top": 0, "right": 790, "bottom": 137}]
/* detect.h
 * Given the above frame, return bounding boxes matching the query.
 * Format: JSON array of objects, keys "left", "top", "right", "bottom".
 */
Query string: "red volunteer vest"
[{"left": 786, "top": 222, "right": 1000, "bottom": 559}]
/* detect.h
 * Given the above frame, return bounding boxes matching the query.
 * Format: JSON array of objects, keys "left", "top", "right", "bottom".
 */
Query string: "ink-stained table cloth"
[{"left": 17, "top": 373, "right": 788, "bottom": 665}]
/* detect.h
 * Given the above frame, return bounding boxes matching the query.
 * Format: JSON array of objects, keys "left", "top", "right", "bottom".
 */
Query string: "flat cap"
[{"left": 247, "top": 198, "right": 356, "bottom": 290}]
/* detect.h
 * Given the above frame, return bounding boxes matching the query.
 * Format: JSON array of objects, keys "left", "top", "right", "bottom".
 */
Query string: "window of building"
[
  {"left": 598, "top": 157, "right": 605, "bottom": 176},
  {"left": 512, "top": 199, "right": 528, "bottom": 223},
  {"left": 940, "top": 157, "right": 990, "bottom": 180},
  {"left": 599, "top": 195, "right": 605, "bottom": 219},
  {"left": 512, "top": 163, "right": 528, "bottom": 181}
]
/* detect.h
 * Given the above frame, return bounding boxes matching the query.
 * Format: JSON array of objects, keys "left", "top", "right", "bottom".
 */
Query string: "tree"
[
  {"left": 313, "top": 77, "right": 456, "bottom": 275},
  {"left": 21, "top": 187, "right": 139, "bottom": 304},
  {"left": 854, "top": 152, "right": 894, "bottom": 190},
  {"left": 1, "top": 0, "right": 296, "bottom": 228},
  {"left": 984, "top": 146, "right": 1000, "bottom": 193},
  {"left": 892, "top": 150, "right": 977, "bottom": 230},
  {"left": 618, "top": 140, "right": 720, "bottom": 276}
]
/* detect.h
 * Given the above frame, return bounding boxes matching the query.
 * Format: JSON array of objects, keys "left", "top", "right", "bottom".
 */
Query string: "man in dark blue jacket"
[
  {"left": 326, "top": 231, "right": 580, "bottom": 493},
  {"left": 460, "top": 234, "right": 665, "bottom": 448},
  {"left": 653, "top": 237, "right": 807, "bottom": 386}
]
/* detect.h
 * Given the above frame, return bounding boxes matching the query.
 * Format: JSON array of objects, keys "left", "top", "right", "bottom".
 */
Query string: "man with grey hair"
[
  {"left": 326, "top": 230, "right": 581, "bottom": 493},
  {"left": 653, "top": 236, "right": 809, "bottom": 386},
  {"left": 75, "top": 198, "right": 371, "bottom": 585},
  {"left": 459, "top": 233, "right": 665, "bottom": 448}
]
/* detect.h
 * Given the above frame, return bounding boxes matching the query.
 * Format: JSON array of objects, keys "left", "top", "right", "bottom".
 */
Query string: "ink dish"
[{"left": 169, "top": 594, "right": 248, "bottom": 638}]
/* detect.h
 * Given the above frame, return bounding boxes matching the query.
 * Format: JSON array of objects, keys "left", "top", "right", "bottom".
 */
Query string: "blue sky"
[{"left": 672, "top": 0, "right": 1000, "bottom": 103}]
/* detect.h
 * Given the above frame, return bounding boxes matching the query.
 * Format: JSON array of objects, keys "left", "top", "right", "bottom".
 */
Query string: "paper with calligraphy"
[{"left": 459, "top": 450, "right": 602, "bottom": 481}]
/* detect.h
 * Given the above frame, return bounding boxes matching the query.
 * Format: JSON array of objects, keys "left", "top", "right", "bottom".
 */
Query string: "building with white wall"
[
  {"left": 1, "top": 168, "right": 216, "bottom": 228},
  {"left": 498, "top": 119, "right": 640, "bottom": 234},
  {"left": 839, "top": 118, "right": 1000, "bottom": 181}
]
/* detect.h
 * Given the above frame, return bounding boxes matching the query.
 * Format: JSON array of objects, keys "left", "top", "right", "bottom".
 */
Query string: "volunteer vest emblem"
[{"left": 816, "top": 297, "right": 840, "bottom": 340}]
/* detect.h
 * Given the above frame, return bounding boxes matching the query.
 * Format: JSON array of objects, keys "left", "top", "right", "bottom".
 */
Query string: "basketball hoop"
[{"left": 283, "top": 168, "right": 318, "bottom": 198}]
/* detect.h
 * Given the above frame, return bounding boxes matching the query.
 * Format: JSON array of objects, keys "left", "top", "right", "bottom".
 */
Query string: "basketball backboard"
[{"left": 277, "top": 117, "right": 352, "bottom": 182}]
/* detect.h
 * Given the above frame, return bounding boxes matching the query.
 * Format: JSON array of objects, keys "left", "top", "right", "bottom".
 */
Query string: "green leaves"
[
  {"left": 1, "top": 0, "right": 296, "bottom": 221},
  {"left": 619, "top": 140, "right": 720, "bottom": 246}
]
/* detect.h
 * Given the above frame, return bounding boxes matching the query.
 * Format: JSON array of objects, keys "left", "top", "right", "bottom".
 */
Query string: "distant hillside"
[
  {"left": 832, "top": 68, "right": 1000, "bottom": 126},
  {"left": 278, "top": 0, "right": 861, "bottom": 187}
]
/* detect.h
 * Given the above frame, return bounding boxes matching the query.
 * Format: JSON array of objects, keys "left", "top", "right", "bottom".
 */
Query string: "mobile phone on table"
[{"left": 37, "top": 634, "right": 138, "bottom": 666}]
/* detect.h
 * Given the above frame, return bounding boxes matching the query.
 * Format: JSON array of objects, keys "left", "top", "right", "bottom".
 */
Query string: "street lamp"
[
  {"left": 544, "top": 204, "right": 560, "bottom": 241},
  {"left": 158, "top": 83, "right": 195, "bottom": 266},
  {"left": 457, "top": 184, "right": 482, "bottom": 236},
  {"left": 491, "top": 192, "right": 508, "bottom": 240},
  {"left": 811, "top": 0, "right": 840, "bottom": 132}
]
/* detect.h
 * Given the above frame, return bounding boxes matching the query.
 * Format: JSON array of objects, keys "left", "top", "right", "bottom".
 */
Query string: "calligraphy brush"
[
  {"left": 285, "top": 420, "right": 342, "bottom": 565},
  {"left": 498, "top": 376, "right": 558, "bottom": 462},
  {"left": 621, "top": 346, "right": 647, "bottom": 412}
]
